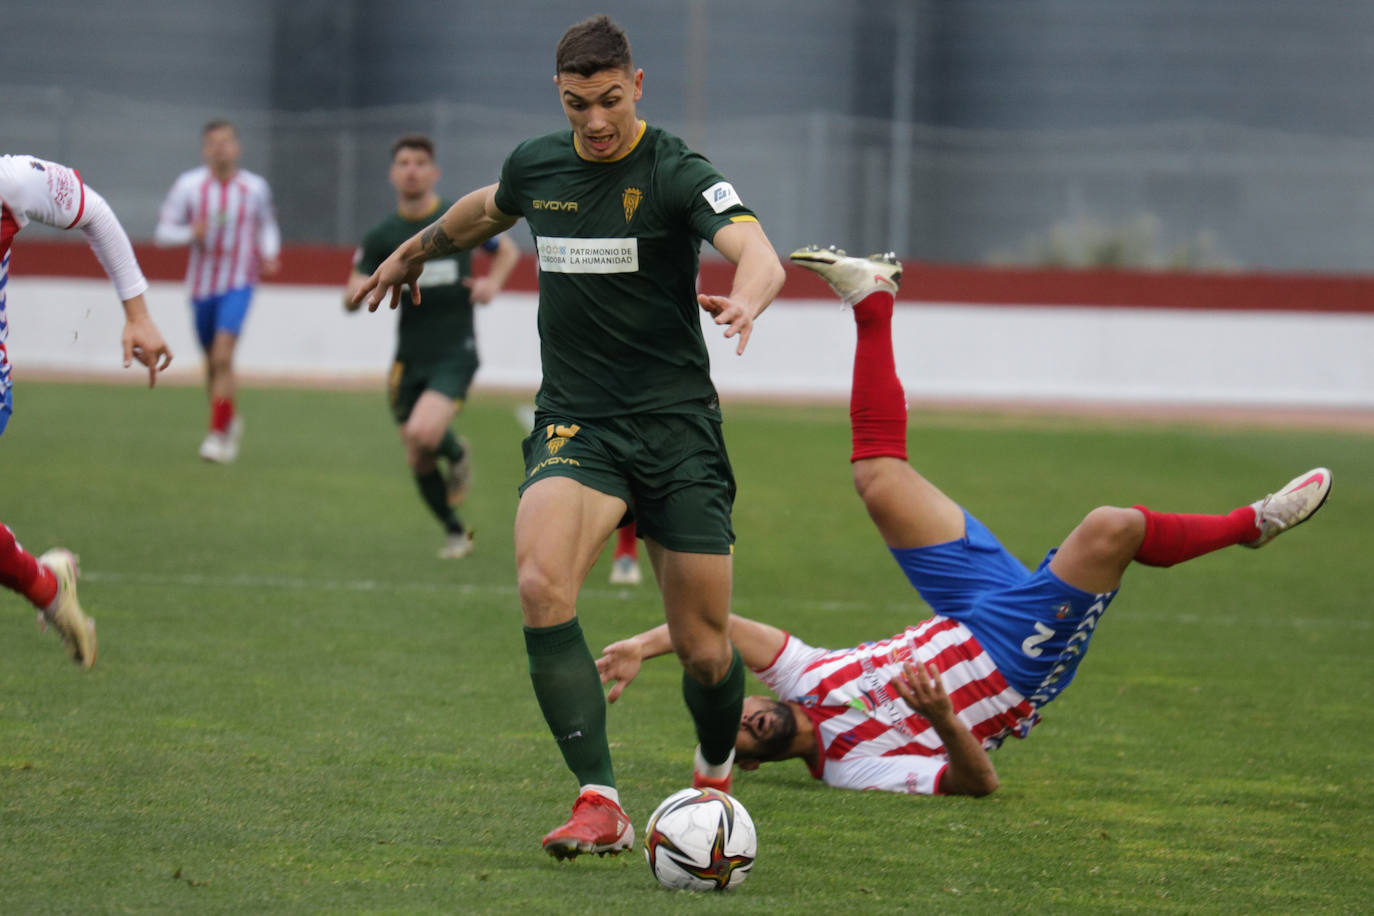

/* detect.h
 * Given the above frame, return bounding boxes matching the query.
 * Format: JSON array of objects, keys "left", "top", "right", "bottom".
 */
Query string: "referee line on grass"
[{"left": 79, "top": 569, "right": 1368, "bottom": 629}]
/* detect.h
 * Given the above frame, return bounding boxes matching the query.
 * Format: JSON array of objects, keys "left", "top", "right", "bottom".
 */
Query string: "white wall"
[{"left": 9, "top": 278, "right": 1374, "bottom": 407}]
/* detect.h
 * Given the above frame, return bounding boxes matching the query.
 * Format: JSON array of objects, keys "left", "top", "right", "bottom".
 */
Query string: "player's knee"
[
  {"left": 516, "top": 564, "right": 574, "bottom": 623},
  {"left": 1076, "top": 506, "right": 1145, "bottom": 562},
  {"left": 673, "top": 635, "right": 732, "bottom": 685},
  {"left": 401, "top": 421, "right": 442, "bottom": 456},
  {"left": 851, "top": 457, "right": 891, "bottom": 503}
]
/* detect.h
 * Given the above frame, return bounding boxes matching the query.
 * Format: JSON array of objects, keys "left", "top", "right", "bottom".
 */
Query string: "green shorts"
[
  {"left": 388, "top": 357, "right": 478, "bottom": 424},
  {"left": 519, "top": 412, "right": 736, "bottom": 555}
]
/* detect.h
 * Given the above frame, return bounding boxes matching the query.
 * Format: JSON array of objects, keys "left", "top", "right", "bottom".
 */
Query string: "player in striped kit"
[
  {"left": 156, "top": 120, "right": 281, "bottom": 463},
  {"left": 1, "top": 153, "right": 173, "bottom": 667},
  {"left": 597, "top": 246, "right": 1331, "bottom": 796}
]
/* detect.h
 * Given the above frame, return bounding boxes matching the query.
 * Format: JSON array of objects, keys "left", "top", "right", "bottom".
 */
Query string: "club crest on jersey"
[
  {"left": 545, "top": 423, "right": 580, "bottom": 456},
  {"left": 622, "top": 187, "right": 643, "bottom": 223},
  {"left": 1054, "top": 602, "right": 1072, "bottom": 619}
]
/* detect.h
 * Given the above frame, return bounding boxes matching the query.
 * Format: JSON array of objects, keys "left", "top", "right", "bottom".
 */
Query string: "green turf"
[{"left": 2, "top": 382, "right": 1370, "bottom": 913}]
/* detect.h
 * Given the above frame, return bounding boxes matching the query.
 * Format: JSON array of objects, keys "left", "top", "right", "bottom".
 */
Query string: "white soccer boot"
[
  {"left": 1242, "top": 467, "right": 1332, "bottom": 549},
  {"left": 789, "top": 245, "right": 903, "bottom": 306},
  {"left": 223, "top": 416, "right": 243, "bottom": 463},
  {"left": 438, "top": 530, "right": 475, "bottom": 560},
  {"left": 198, "top": 430, "right": 230, "bottom": 463},
  {"left": 35, "top": 548, "right": 97, "bottom": 669},
  {"left": 608, "top": 554, "right": 642, "bottom": 586},
  {"left": 446, "top": 436, "right": 473, "bottom": 507}
]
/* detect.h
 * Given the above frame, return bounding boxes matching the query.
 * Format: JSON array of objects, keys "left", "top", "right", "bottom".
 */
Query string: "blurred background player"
[
  {"left": 0, "top": 153, "right": 173, "bottom": 668},
  {"left": 597, "top": 245, "right": 1331, "bottom": 796},
  {"left": 608, "top": 522, "right": 641, "bottom": 585},
  {"left": 353, "top": 16, "right": 786, "bottom": 859},
  {"left": 346, "top": 134, "right": 518, "bottom": 559},
  {"left": 155, "top": 119, "right": 280, "bottom": 464}
]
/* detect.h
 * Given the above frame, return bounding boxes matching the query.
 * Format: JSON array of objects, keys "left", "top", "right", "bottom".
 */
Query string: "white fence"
[{"left": 10, "top": 278, "right": 1374, "bottom": 409}]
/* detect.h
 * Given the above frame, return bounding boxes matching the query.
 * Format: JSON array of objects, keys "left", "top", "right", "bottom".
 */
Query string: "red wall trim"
[{"left": 11, "top": 240, "right": 1374, "bottom": 313}]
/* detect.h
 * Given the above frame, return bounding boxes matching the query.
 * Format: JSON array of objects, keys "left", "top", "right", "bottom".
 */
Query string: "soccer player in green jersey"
[
  {"left": 353, "top": 15, "right": 786, "bottom": 859},
  {"left": 347, "top": 135, "right": 519, "bottom": 559}
]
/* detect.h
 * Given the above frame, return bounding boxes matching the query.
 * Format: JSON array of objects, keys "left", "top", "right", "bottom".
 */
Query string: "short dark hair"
[
  {"left": 202, "top": 119, "right": 237, "bottom": 137},
  {"left": 390, "top": 134, "right": 435, "bottom": 160},
  {"left": 555, "top": 15, "right": 632, "bottom": 77}
]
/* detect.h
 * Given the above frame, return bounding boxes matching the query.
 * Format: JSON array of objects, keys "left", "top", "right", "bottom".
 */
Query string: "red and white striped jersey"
[
  {"left": 155, "top": 165, "right": 280, "bottom": 300},
  {"left": 753, "top": 615, "right": 1039, "bottom": 795},
  {"left": 1, "top": 154, "right": 148, "bottom": 405}
]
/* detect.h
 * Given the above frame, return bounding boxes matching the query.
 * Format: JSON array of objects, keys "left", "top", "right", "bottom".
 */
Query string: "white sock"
[
  {"left": 580, "top": 784, "right": 619, "bottom": 805},
  {"left": 694, "top": 745, "right": 735, "bottom": 779}
]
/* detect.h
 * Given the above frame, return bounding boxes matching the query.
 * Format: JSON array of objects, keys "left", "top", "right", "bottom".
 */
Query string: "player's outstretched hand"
[
  {"left": 353, "top": 252, "right": 425, "bottom": 312},
  {"left": 698, "top": 294, "right": 756, "bottom": 356},
  {"left": 891, "top": 661, "right": 954, "bottom": 722},
  {"left": 120, "top": 303, "right": 173, "bottom": 388},
  {"left": 596, "top": 639, "right": 644, "bottom": 703}
]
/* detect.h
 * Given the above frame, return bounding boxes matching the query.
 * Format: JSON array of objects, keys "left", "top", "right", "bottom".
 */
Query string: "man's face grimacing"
[
  {"left": 389, "top": 148, "right": 439, "bottom": 200},
  {"left": 735, "top": 695, "right": 798, "bottom": 765},
  {"left": 555, "top": 67, "right": 644, "bottom": 161}
]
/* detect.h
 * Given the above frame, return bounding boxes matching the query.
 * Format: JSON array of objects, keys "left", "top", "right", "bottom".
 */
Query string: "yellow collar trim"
[{"left": 398, "top": 196, "right": 443, "bottom": 221}]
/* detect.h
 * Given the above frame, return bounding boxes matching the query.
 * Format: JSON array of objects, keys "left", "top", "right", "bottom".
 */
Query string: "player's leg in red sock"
[
  {"left": 0, "top": 523, "right": 58, "bottom": 609},
  {"left": 613, "top": 522, "right": 638, "bottom": 560},
  {"left": 849, "top": 288, "right": 907, "bottom": 463},
  {"left": 1132, "top": 505, "right": 1260, "bottom": 567}
]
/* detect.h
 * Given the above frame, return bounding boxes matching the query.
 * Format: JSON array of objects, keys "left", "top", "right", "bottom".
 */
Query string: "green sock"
[
  {"left": 437, "top": 431, "right": 465, "bottom": 463},
  {"left": 682, "top": 648, "right": 744, "bottom": 767},
  {"left": 525, "top": 618, "right": 615, "bottom": 788},
  {"left": 414, "top": 469, "right": 462, "bottom": 533}
]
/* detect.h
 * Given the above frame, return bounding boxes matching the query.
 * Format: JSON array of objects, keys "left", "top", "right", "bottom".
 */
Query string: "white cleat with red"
[
  {"left": 1243, "top": 467, "right": 1332, "bottom": 549},
  {"left": 789, "top": 245, "right": 902, "bottom": 306},
  {"left": 36, "top": 548, "right": 97, "bottom": 669}
]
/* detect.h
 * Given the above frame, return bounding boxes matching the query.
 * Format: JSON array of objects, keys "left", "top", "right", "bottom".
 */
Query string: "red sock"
[
  {"left": 614, "top": 523, "right": 638, "bottom": 559},
  {"left": 0, "top": 524, "right": 58, "bottom": 609},
  {"left": 210, "top": 397, "right": 235, "bottom": 434},
  {"left": 1132, "top": 505, "right": 1259, "bottom": 567},
  {"left": 849, "top": 290, "right": 907, "bottom": 462}
]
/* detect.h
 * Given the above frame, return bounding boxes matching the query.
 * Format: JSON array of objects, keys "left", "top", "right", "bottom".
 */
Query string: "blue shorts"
[
  {"left": 191, "top": 287, "right": 254, "bottom": 350},
  {"left": 890, "top": 510, "right": 1118, "bottom": 706},
  {"left": 0, "top": 387, "right": 11, "bottom": 437}
]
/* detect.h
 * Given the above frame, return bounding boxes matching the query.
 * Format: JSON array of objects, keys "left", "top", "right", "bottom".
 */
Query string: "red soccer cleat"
[
  {"left": 691, "top": 770, "right": 733, "bottom": 794},
  {"left": 541, "top": 790, "right": 635, "bottom": 860},
  {"left": 692, "top": 745, "right": 734, "bottom": 794}
]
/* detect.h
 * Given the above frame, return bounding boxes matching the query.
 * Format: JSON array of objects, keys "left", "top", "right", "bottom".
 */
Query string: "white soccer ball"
[{"left": 644, "top": 787, "right": 757, "bottom": 892}]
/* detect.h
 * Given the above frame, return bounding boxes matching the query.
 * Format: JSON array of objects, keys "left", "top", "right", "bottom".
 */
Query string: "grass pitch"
[{"left": 2, "top": 382, "right": 1371, "bottom": 913}]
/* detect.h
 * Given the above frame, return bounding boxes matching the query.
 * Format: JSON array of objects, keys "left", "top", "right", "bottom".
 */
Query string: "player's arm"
[
  {"left": 345, "top": 242, "right": 377, "bottom": 313},
  {"left": 464, "top": 232, "right": 520, "bottom": 304},
  {"left": 353, "top": 183, "right": 518, "bottom": 312},
  {"left": 71, "top": 185, "right": 175, "bottom": 387},
  {"left": 344, "top": 269, "right": 370, "bottom": 312},
  {"left": 698, "top": 219, "right": 785, "bottom": 355},
  {"left": 256, "top": 183, "right": 282, "bottom": 276},
  {"left": 890, "top": 662, "right": 998, "bottom": 797},
  {"left": 597, "top": 614, "right": 788, "bottom": 702},
  {"left": 153, "top": 179, "right": 198, "bottom": 247}
]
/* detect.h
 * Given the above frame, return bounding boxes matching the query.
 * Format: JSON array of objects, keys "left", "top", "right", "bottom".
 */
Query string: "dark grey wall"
[
  {"left": 9, "top": 1, "right": 1372, "bottom": 133},
  {"left": 4, "top": 0, "right": 276, "bottom": 109}
]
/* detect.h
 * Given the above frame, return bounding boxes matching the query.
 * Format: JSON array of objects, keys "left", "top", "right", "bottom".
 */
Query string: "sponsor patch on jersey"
[
  {"left": 702, "top": 181, "right": 742, "bottom": 214},
  {"left": 536, "top": 236, "right": 639, "bottom": 274},
  {"left": 417, "top": 259, "right": 459, "bottom": 287}
]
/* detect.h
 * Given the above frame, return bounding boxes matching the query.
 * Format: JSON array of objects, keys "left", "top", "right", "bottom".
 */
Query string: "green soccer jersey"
[
  {"left": 493, "top": 122, "right": 759, "bottom": 419},
  {"left": 356, "top": 199, "right": 478, "bottom": 367}
]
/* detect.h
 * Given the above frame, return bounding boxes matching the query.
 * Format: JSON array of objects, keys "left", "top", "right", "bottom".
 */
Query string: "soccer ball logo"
[{"left": 644, "top": 788, "right": 757, "bottom": 891}]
